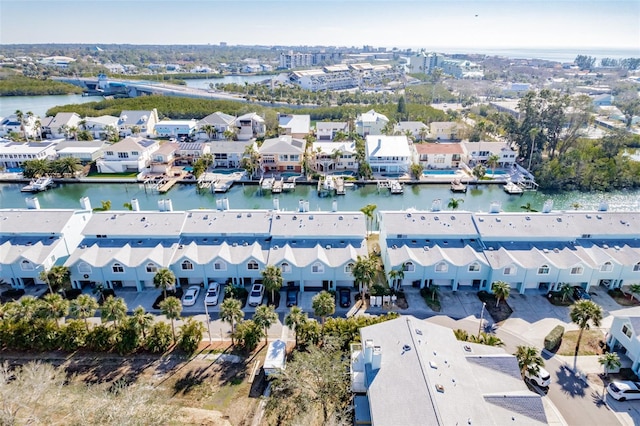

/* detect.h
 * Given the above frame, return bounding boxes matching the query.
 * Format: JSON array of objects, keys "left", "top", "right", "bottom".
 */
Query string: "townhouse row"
[{"left": 2, "top": 199, "right": 639, "bottom": 295}]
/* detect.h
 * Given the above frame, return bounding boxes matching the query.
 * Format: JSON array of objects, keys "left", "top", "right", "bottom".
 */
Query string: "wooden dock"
[
  {"left": 450, "top": 179, "right": 467, "bottom": 193},
  {"left": 158, "top": 177, "right": 179, "bottom": 193},
  {"left": 271, "top": 178, "right": 284, "bottom": 193},
  {"left": 334, "top": 176, "right": 346, "bottom": 195}
]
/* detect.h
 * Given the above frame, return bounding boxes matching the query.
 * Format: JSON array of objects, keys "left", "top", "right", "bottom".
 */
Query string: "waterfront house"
[
  {"left": 83, "top": 115, "right": 119, "bottom": 139},
  {"left": 0, "top": 113, "right": 40, "bottom": 140},
  {"left": 154, "top": 119, "right": 198, "bottom": 139},
  {"left": 65, "top": 211, "right": 184, "bottom": 291},
  {"left": 208, "top": 140, "right": 253, "bottom": 168},
  {"left": 176, "top": 141, "right": 210, "bottom": 166},
  {"left": 461, "top": 141, "right": 517, "bottom": 167},
  {"left": 355, "top": 109, "right": 389, "bottom": 137},
  {"left": 259, "top": 135, "right": 305, "bottom": 173},
  {"left": 149, "top": 142, "right": 179, "bottom": 174},
  {"left": 365, "top": 135, "right": 412, "bottom": 174},
  {"left": 278, "top": 114, "right": 311, "bottom": 139},
  {"left": 394, "top": 121, "right": 429, "bottom": 141},
  {"left": 315, "top": 121, "right": 349, "bottom": 141},
  {"left": 312, "top": 141, "right": 358, "bottom": 173},
  {"left": 196, "top": 111, "right": 237, "bottom": 140},
  {"left": 414, "top": 142, "right": 463, "bottom": 169},
  {"left": 54, "top": 140, "right": 107, "bottom": 164},
  {"left": 1, "top": 207, "right": 92, "bottom": 289},
  {"left": 0, "top": 141, "right": 57, "bottom": 169},
  {"left": 429, "top": 121, "right": 463, "bottom": 141},
  {"left": 236, "top": 112, "right": 266, "bottom": 141},
  {"left": 351, "top": 316, "right": 547, "bottom": 426},
  {"left": 118, "top": 109, "right": 159, "bottom": 138},
  {"left": 41, "top": 112, "right": 82, "bottom": 139},
  {"left": 607, "top": 307, "right": 640, "bottom": 375},
  {"left": 96, "top": 136, "right": 159, "bottom": 173}
]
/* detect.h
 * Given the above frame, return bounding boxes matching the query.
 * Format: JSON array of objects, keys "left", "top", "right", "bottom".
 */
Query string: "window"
[
  {"left": 106, "top": 151, "right": 114, "bottom": 156},
  {"left": 118, "top": 152, "right": 129, "bottom": 159},
  {"left": 247, "top": 260, "right": 259, "bottom": 270},
  {"left": 146, "top": 262, "right": 158, "bottom": 273},
  {"left": 214, "top": 261, "right": 226, "bottom": 271},
  {"left": 468, "top": 262, "right": 480, "bottom": 272},
  {"left": 20, "top": 260, "right": 34, "bottom": 271},
  {"left": 601, "top": 262, "right": 613, "bottom": 272},
  {"left": 623, "top": 325, "right": 633, "bottom": 338},
  {"left": 131, "top": 151, "right": 139, "bottom": 156},
  {"left": 312, "top": 262, "right": 324, "bottom": 274},
  {"left": 435, "top": 262, "right": 448, "bottom": 273},
  {"left": 538, "top": 265, "right": 550, "bottom": 275},
  {"left": 345, "top": 262, "right": 355, "bottom": 273},
  {"left": 403, "top": 262, "right": 415, "bottom": 272},
  {"left": 112, "top": 263, "right": 124, "bottom": 273},
  {"left": 280, "top": 262, "right": 291, "bottom": 273},
  {"left": 571, "top": 266, "right": 584, "bottom": 275},
  {"left": 504, "top": 266, "right": 516, "bottom": 275},
  {"left": 181, "top": 260, "right": 193, "bottom": 270},
  {"left": 634, "top": 262, "right": 640, "bottom": 272},
  {"left": 78, "top": 262, "right": 92, "bottom": 274}
]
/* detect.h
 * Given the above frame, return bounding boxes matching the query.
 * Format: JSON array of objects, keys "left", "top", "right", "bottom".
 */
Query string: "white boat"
[
  {"left": 21, "top": 176, "right": 54, "bottom": 192},
  {"left": 503, "top": 181, "right": 524, "bottom": 195},
  {"left": 390, "top": 180, "right": 404, "bottom": 194}
]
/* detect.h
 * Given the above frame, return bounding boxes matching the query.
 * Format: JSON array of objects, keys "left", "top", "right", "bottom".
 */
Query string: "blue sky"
[{"left": 1, "top": 0, "right": 639, "bottom": 51}]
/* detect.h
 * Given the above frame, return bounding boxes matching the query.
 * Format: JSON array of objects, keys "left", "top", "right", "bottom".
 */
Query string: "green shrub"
[{"left": 544, "top": 325, "right": 565, "bottom": 352}]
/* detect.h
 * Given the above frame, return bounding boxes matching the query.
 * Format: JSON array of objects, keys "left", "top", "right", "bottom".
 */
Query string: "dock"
[
  {"left": 260, "top": 176, "right": 275, "bottom": 193},
  {"left": 334, "top": 176, "right": 346, "bottom": 195},
  {"left": 196, "top": 173, "right": 217, "bottom": 192},
  {"left": 390, "top": 180, "right": 404, "bottom": 194},
  {"left": 158, "top": 177, "right": 179, "bottom": 193},
  {"left": 450, "top": 178, "right": 467, "bottom": 193},
  {"left": 271, "top": 178, "right": 284, "bottom": 194}
]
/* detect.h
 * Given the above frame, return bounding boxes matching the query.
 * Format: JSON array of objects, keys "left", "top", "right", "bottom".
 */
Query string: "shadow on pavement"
[{"left": 556, "top": 364, "right": 588, "bottom": 398}]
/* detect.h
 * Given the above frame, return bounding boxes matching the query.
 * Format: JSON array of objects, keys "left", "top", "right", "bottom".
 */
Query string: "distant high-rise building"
[
  {"left": 279, "top": 51, "right": 313, "bottom": 69},
  {"left": 220, "top": 42, "right": 227, "bottom": 47}
]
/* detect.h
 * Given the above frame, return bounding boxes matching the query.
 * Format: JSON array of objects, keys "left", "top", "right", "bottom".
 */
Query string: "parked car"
[
  {"left": 248, "top": 283, "right": 265, "bottom": 307},
  {"left": 525, "top": 366, "right": 551, "bottom": 388},
  {"left": 204, "top": 281, "right": 220, "bottom": 306},
  {"left": 338, "top": 288, "right": 351, "bottom": 308},
  {"left": 182, "top": 285, "right": 201, "bottom": 307},
  {"left": 607, "top": 381, "right": 640, "bottom": 401},
  {"left": 286, "top": 288, "right": 298, "bottom": 307},
  {"left": 572, "top": 286, "right": 591, "bottom": 301}
]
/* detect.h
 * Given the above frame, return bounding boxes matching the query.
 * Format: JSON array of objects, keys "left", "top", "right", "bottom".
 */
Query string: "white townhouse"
[
  {"left": 607, "top": 307, "right": 640, "bottom": 375},
  {"left": 54, "top": 140, "right": 107, "bottom": 164},
  {"left": 312, "top": 141, "right": 358, "bottom": 173},
  {"left": 355, "top": 109, "right": 389, "bottom": 137},
  {"left": 174, "top": 210, "right": 272, "bottom": 287},
  {"left": 461, "top": 141, "right": 517, "bottom": 167},
  {"left": 278, "top": 114, "right": 311, "bottom": 139},
  {"left": 65, "top": 211, "right": 185, "bottom": 291},
  {"left": 378, "top": 211, "right": 488, "bottom": 291},
  {"left": 365, "top": 135, "right": 413, "bottom": 174},
  {"left": 315, "top": 121, "right": 349, "bottom": 141},
  {"left": 175, "top": 141, "right": 210, "bottom": 166},
  {"left": 0, "top": 113, "right": 40, "bottom": 139},
  {"left": 268, "top": 211, "right": 368, "bottom": 292},
  {"left": 394, "top": 121, "right": 429, "bottom": 141},
  {"left": 84, "top": 115, "right": 119, "bottom": 139},
  {"left": 196, "top": 111, "right": 236, "bottom": 141},
  {"left": 96, "top": 136, "right": 160, "bottom": 173},
  {"left": 429, "top": 121, "right": 463, "bottom": 141},
  {"left": 0, "top": 207, "right": 92, "bottom": 289},
  {"left": 208, "top": 140, "right": 253, "bottom": 169},
  {"left": 0, "top": 141, "right": 57, "bottom": 169},
  {"left": 41, "top": 112, "right": 82, "bottom": 139},
  {"left": 415, "top": 142, "right": 464, "bottom": 169},
  {"left": 154, "top": 119, "right": 198, "bottom": 138},
  {"left": 236, "top": 112, "right": 266, "bottom": 141},
  {"left": 118, "top": 109, "right": 159, "bottom": 137}
]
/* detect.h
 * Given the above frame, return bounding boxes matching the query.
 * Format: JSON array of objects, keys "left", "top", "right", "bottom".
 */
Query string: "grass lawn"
[
  {"left": 420, "top": 287, "right": 441, "bottom": 312},
  {"left": 477, "top": 291, "right": 513, "bottom": 323},
  {"left": 557, "top": 329, "right": 606, "bottom": 356},
  {"left": 608, "top": 288, "right": 640, "bottom": 307},
  {"left": 86, "top": 171, "right": 139, "bottom": 178}
]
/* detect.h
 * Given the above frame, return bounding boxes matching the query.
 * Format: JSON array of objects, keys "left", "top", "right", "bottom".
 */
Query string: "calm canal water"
[{"left": 2, "top": 182, "right": 639, "bottom": 213}]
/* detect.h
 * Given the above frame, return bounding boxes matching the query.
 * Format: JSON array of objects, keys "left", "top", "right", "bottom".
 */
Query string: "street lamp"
[
  {"left": 478, "top": 302, "right": 486, "bottom": 338},
  {"left": 203, "top": 298, "right": 212, "bottom": 344}
]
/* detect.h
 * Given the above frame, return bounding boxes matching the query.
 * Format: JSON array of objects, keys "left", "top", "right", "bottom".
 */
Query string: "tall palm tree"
[
  {"left": 486, "top": 154, "right": 500, "bottom": 177},
  {"left": 220, "top": 298, "right": 244, "bottom": 345},
  {"left": 448, "top": 197, "right": 464, "bottom": 210},
  {"left": 40, "top": 293, "right": 69, "bottom": 327},
  {"left": 352, "top": 255, "right": 377, "bottom": 300},
  {"left": 472, "top": 164, "right": 486, "bottom": 185},
  {"left": 388, "top": 265, "right": 405, "bottom": 290},
  {"left": 360, "top": 204, "right": 377, "bottom": 236},
  {"left": 570, "top": 300, "right": 603, "bottom": 360},
  {"left": 627, "top": 284, "right": 640, "bottom": 300},
  {"left": 131, "top": 306, "right": 154, "bottom": 339},
  {"left": 34, "top": 119, "right": 42, "bottom": 141},
  {"left": 514, "top": 345, "right": 545, "bottom": 378},
  {"left": 153, "top": 268, "right": 176, "bottom": 299},
  {"left": 599, "top": 352, "right": 621, "bottom": 379},
  {"left": 199, "top": 124, "right": 216, "bottom": 140},
  {"left": 254, "top": 305, "right": 278, "bottom": 344},
  {"left": 284, "top": 306, "right": 307, "bottom": 347},
  {"left": 312, "top": 291, "right": 335, "bottom": 325},
  {"left": 17, "top": 295, "right": 40, "bottom": 322},
  {"left": 58, "top": 157, "right": 80, "bottom": 177},
  {"left": 100, "top": 296, "right": 128, "bottom": 328},
  {"left": 492, "top": 281, "right": 511, "bottom": 307},
  {"left": 262, "top": 264, "right": 283, "bottom": 303},
  {"left": 241, "top": 143, "right": 260, "bottom": 178},
  {"left": 70, "top": 294, "right": 99, "bottom": 331},
  {"left": 14, "top": 110, "right": 26, "bottom": 141},
  {"left": 159, "top": 296, "right": 182, "bottom": 342},
  {"left": 559, "top": 283, "right": 573, "bottom": 303}
]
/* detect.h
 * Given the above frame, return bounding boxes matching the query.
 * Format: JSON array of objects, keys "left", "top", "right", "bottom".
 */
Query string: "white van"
[
  {"left": 525, "top": 367, "right": 551, "bottom": 387},
  {"left": 607, "top": 381, "right": 640, "bottom": 401}
]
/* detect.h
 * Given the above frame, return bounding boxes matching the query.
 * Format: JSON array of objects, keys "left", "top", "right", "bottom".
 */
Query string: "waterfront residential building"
[
  {"left": 149, "top": 142, "right": 179, "bottom": 174},
  {"left": 0, "top": 113, "right": 40, "bottom": 140},
  {"left": 83, "top": 115, "right": 119, "bottom": 139},
  {"left": 235, "top": 112, "right": 266, "bottom": 141},
  {"left": 365, "top": 135, "right": 413, "bottom": 174},
  {"left": 312, "top": 141, "right": 358, "bottom": 173},
  {"left": 258, "top": 135, "right": 305, "bottom": 173},
  {"left": 414, "top": 142, "right": 463, "bottom": 169},
  {"left": 351, "top": 316, "right": 548, "bottom": 426},
  {"left": 175, "top": 141, "right": 210, "bottom": 166},
  {"left": 356, "top": 110, "right": 389, "bottom": 137},
  {"left": 196, "top": 111, "right": 236, "bottom": 140},
  {"left": 96, "top": 136, "right": 159, "bottom": 173},
  {"left": 0, "top": 141, "right": 57, "bottom": 169},
  {"left": 408, "top": 51, "right": 445, "bottom": 74},
  {"left": 278, "top": 114, "right": 311, "bottom": 139},
  {"left": 461, "top": 141, "right": 517, "bottom": 167},
  {"left": 429, "top": 121, "right": 463, "bottom": 141},
  {"left": 315, "top": 121, "right": 349, "bottom": 141},
  {"left": 118, "top": 109, "right": 159, "bottom": 138},
  {"left": 41, "top": 112, "right": 82, "bottom": 139},
  {"left": 208, "top": 140, "right": 253, "bottom": 168},
  {"left": 54, "top": 140, "right": 107, "bottom": 164},
  {"left": 154, "top": 119, "right": 198, "bottom": 138}
]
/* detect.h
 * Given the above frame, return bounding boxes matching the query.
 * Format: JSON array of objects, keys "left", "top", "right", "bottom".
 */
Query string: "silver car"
[{"left": 204, "top": 281, "right": 220, "bottom": 306}]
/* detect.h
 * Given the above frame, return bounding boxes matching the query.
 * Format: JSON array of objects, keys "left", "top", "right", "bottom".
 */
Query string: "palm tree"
[
  {"left": 153, "top": 268, "right": 176, "bottom": 299},
  {"left": 70, "top": 294, "right": 99, "bottom": 331},
  {"left": 418, "top": 126, "right": 429, "bottom": 142},
  {"left": 92, "top": 200, "right": 112, "bottom": 212},
  {"left": 448, "top": 197, "right": 464, "bottom": 210},
  {"left": 360, "top": 204, "right": 377, "bottom": 236},
  {"left": 33, "top": 119, "right": 42, "bottom": 141},
  {"left": 262, "top": 265, "right": 283, "bottom": 303},
  {"left": 131, "top": 306, "right": 154, "bottom": 339},
  {"left": 40, "top": 293, "right": 69, "bottom": 327},
  {"left": 472, "top": 164, "right": 486, "bottom": 185},
  {"left": 486, "top": 154, "right": 500, "bottom": 177},
  {"left": 100, "top": 296, "right": 128, "bottom": 328},
  {"left": 17, "top": 296, "right": 40, "bottom": 322},
  {"left": 559, "top": 283, "right": 573, "bottom": 303},
  {"left": 200, "top": 124, "right": 216, "bottom": 140},
  {"left": 14, "top": 110, "right": 26, "bottom": 140},
  {"left": 285, "top": 306, "right": 307, "bottom": 347},
  {"left": 352, "top": 255, "right": 377, "bottom": 300},
  {"left": 492, "top": 281, "right": 511, "bottom": 307},
  {"left": 627, "top": 284, "right": 640, "bottom": 300},
  {"left": 220, "top": 298, "right": 244, "bottom": 345},
  {"left": 241, "top": 143, "right": 260, "bottom": 178},
  {"left": 67, "top": 126, "right": 79, "bottom": 141},
  {"left": 58, "top": 157, "right": 81, "bottom": 177},
  {"left": 254, "top": 305, "right": 278, "bottom": 344},
  {"left": 571, "top": 202, "right": 582, "bottom": 210},
  {"left": 599, "top": 352, "right": 621, "bottom": 380},
  {"left": 570, "top": 300, "right": 603, "bottom": 359},
  {"left": 520, "top": 203, "right": 538, "bottom": 212},
  {"left": 514, "top": 345, "right": 545, "bottom": 378},
  {"left": 312, "top": 291, "right": 335, "bottom": 325},
  {"left": 131, "top": 125, "right": 141, "bottom": 136},
  {"left": 388, "top": 265, "right": 405, "bottom": 291},
  {"left": 159, "top": 296, "right": 182, "bottom": 342}
]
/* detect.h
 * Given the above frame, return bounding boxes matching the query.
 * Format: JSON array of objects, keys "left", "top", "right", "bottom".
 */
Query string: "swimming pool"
[
  {"left": 281, "top": 172, "right": 302, "bottom": 178},
  {"left": 213, "top": 168, "right": 244, "bottom": 175},
  {"left": 331, "top": 171, "right": 356, "bottom": 177},
  {"left": 6, "top": 168, "right": 24, "bottom": 173},
  {"left": 183, "top": 166, "right": 194, "bottom": 172},
  {"left": 423, "top": 170, "right": 457, "bottom": 176}
]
